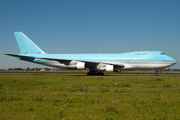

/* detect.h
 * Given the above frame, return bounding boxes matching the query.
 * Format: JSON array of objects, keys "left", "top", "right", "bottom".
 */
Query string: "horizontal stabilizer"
[{"left": 5, "top": 54, "right": 36, "bottom": 59}]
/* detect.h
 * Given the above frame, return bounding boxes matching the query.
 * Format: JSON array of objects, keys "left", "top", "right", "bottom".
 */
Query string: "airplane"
[{"left": 5, "top": 32, "right": 177, "bottom": 76}]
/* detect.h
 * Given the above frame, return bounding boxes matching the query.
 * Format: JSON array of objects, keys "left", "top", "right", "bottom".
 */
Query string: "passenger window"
[{"left": 161, "top": 53, "right": 165, "bottom": 55}]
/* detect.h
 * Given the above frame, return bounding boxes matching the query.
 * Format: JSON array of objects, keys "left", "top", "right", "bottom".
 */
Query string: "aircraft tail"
[{"left": 14, "top": 32, "right": 46, "bottom": 54}]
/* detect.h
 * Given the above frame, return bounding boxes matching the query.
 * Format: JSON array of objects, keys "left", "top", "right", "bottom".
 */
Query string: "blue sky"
[{"left": 0, "top": 0, "right": 180, "bottom": 69}]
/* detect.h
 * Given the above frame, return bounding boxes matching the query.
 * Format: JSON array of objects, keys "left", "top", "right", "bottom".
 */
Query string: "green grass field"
[{"left": 0, "top": 75, "right": 180, "bottom": 120}]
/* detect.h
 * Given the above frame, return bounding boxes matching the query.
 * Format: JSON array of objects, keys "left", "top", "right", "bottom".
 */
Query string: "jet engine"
[
  {"left": 76, "top": 62, "right": 85, "bottom": 70},
  {"left": 100, "top": 65, "right": 122, "bottom": 72},
  {"left": 105, "top": 65, "right": 114, "bottom": 72}
]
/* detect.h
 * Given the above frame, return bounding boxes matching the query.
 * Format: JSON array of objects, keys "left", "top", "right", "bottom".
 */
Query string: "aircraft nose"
[
  {"left": 170, "top": 57, "right": 177, "bottom": 63},
  {"left": 163, "top": 55, "right": 177, "bottom": 66},
  {"left": 168, "top": 56, "right": 177, "bottom": 65},
  {"left": 173, "top": 59, "right": 177, "bottom": 65}
]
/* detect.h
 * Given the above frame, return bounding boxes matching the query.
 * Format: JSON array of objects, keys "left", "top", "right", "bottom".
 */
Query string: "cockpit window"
[{"left": 161, "top": 53, "right": 165, "bottom": 55}]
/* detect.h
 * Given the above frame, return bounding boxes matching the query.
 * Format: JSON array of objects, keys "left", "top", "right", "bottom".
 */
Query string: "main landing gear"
[
  {"left": 87, "top": 70, "right": 104, "bottom": 75},
  {"left": 155, "top": 70, "right": 159, "bottom": 76}
]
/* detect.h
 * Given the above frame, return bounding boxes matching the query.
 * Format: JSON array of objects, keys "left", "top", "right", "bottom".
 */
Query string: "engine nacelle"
[
  {"left": 105, "top": 65, "right": 114, "bottom": 72},
  {"left": 100, "top": 65, "right": 122, "bottom": 72},
  {"left": 76, "top": 62, "right": 85, "bottom": 70}
]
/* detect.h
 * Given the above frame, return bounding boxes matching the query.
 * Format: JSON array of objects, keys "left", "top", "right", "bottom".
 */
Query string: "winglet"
[{"left": 14, "top": 32, "right": 46, "bottom": 54}]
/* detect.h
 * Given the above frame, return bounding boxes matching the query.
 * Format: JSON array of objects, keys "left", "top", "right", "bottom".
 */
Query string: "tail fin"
[{"left": 14, "top": 32, "right": 46, "bottom": 54}]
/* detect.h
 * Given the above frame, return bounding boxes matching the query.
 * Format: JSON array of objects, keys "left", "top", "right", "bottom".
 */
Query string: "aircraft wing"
[
  {"left": 36, "top": 57, "right": 125, "bottom": 68},
  {"left": 5, "top": 54, "right": 124, "bottom": 68}
]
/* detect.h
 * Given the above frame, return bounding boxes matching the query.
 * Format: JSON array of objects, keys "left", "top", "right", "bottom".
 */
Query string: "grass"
[{"left": 0, "top": 75, "right": 180, "bottom": 119}]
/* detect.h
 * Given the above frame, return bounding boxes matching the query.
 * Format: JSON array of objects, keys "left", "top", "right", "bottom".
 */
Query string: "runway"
[{"left": 0, "top": 74, "right": 180, "bottom": 77}]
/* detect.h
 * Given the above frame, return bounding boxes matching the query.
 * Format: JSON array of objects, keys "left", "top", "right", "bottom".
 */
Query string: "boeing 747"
[{"left": 6, "top": 32, "right": 177, "bottom": 76}]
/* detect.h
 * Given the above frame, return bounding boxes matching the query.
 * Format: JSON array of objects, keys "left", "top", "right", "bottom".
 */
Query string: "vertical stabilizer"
[{"left": 14, "top": 32, "right": 45, "bottom": 54}]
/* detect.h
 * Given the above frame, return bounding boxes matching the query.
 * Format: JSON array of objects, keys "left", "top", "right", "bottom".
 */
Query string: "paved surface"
[{"left": 0, "top": 74, "right": 180, "bottom": 77}]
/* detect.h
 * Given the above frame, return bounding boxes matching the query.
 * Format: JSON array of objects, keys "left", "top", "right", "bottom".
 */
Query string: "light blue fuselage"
[{"left": 18, "top": 51, "right": 176, "bottom": 70}]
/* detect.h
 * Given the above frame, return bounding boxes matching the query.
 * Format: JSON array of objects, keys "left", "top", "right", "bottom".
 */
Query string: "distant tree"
[{"left": 27, "top": 67, "right": 30, "bottom": 71}]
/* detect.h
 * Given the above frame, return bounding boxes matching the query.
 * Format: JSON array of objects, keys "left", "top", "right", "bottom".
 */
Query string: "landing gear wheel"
[
  {"left": 87, "top": 70, "right": 104, "bottom": 76},
  {"left": 155, "top": 73, "right": 159, "bottom": 76},
  {"left": 155, "top": 71, "right": 159, "bottom": 76},
  {"left": 100, "top": 73, "right": 104, "bottom": 75}
]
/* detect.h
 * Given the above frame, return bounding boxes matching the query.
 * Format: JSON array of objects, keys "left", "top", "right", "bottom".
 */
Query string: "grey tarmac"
[{"left": 0, "top": 74, "right": 180, "bottom": 77}]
